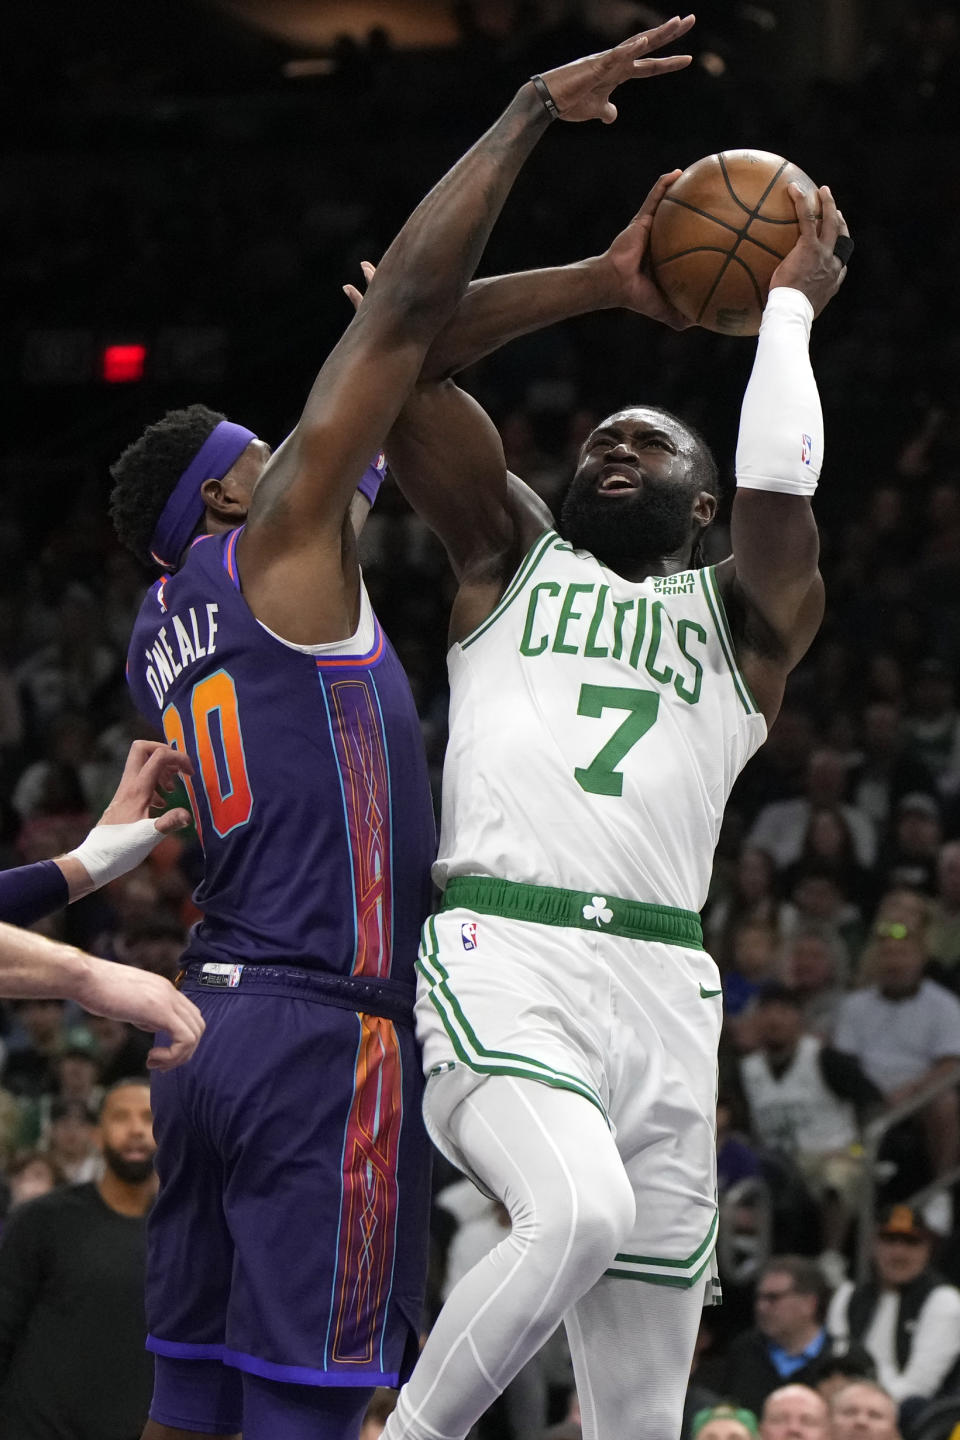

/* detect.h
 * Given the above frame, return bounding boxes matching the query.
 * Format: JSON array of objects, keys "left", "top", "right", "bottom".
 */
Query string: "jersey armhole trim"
[
  {"left": 700, "top": 566, "right": 761, "bottom": 717},
  {"left": 459, "top": 529, "right": 557, "bottom": 651}
]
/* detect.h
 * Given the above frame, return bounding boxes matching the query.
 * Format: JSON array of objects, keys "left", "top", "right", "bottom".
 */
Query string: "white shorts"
[{"left": 416, "top": 906, "right": 723, "bottom": 1289}]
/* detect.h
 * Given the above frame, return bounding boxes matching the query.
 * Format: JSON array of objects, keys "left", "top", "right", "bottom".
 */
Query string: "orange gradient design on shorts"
[
  {"left": 162, "top": 702, "right": 204, "bottom": 845},
  {"left": 330, "top": 1014, "right": 402, "bottom": 1365},
  {"left": 191, "top": 670, "right": 253, "bottom": 837}
]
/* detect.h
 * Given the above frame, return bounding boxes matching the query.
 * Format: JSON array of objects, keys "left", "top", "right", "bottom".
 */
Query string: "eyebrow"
[{"left": 590, "top": 426, "right": 676, "bottom": 445}]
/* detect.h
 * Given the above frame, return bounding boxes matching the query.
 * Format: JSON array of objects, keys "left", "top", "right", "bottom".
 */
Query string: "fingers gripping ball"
[{"left": 649, "top": 150, "right": 822, "bottom": 335}]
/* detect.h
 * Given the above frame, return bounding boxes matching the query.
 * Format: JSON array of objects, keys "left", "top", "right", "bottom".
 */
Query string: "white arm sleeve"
[{"left": 735, "top": 286, "right": 822, "bottom": 497}]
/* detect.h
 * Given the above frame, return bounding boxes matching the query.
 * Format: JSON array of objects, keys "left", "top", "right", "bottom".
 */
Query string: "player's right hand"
[
  {"left": 769, "top": 184, "right": 850, "bottom": 317},
  {"left": 75, "top": 957, "right": 205, "bottom": 1070},
  {"left": 536, "top": 15, "right": 695, "bottom": 125}
]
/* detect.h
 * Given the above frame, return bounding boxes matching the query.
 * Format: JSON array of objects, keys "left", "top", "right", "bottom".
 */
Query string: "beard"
[
  {"left": 102, "top": 1144, "right": 155, "bottom": 1185},
  {"left": 559, "top": 473, "right": 699, "bottom": 566}
]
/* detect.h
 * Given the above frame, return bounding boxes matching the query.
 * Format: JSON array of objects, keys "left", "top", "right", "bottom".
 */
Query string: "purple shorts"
[{"left": 146, "top": 963, "right": 431, "bottom": 1388}]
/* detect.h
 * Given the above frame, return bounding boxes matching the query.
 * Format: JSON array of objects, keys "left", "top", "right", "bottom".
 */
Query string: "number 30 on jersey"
[{"left": 162, "top": 668, "right": 253, "bottom": 841}]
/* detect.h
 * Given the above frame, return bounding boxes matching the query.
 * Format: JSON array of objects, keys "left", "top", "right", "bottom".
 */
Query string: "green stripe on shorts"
[
  {"left": 605, "top": 1210, "right": 718, "bottom": 1286},
  {"left": 416, "top": 916, "right": 608, "bottom": 1119},
  {"left": 441, "top": 876, "right": 703, "bottom": 950}
]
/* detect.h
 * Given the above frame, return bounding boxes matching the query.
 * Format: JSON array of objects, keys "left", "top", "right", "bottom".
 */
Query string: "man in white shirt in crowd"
[
  {"left": 740, "top": 985, "right": 881, "bottom": 1283},
  {"left": 827, "top": 1206, "right": 960, "bottom": 1414},
  {"left": 832, "top": 918, "right": 960, "bottom": 1233}
]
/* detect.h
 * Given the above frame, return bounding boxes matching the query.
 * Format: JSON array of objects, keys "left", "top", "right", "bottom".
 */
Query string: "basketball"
[{"left": 649, "top": 149, "right": 821, "bottom": 336}]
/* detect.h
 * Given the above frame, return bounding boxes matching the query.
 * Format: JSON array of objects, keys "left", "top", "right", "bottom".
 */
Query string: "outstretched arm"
[
  {"left": 238, "top": 19, "right": 695, "bottom": 645},
  {"left": 724, "top": 184, "right": 850, "bottom": 723},
  {"left": 0, "top": 924, "right": 205, "bottom": 1070},
  {"left": 344, "top": 172, "right": 691, "bottom": 383}
]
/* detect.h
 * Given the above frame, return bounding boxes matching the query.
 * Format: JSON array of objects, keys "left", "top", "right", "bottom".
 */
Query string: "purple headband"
[
  {"left": 357, "top": 450, "right": 388, "bottom": 507},
  {"left": 150, "top": 420, "right": 257, "bottom": 569}
]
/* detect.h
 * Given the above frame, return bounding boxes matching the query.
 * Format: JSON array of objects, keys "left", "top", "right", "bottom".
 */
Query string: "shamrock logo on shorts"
[{"left": 582, "top": 896, "right": 613, "bottom": 927}]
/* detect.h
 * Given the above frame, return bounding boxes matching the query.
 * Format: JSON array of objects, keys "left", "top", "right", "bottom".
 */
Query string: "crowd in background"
[{"left": 2, "top": 0, "right": 960, "bottom": 1436}]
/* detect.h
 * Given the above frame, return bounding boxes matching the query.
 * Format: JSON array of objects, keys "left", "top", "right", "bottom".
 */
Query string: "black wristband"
[{"left": 530, "top": 74, "right": 560, "bottom": 120}]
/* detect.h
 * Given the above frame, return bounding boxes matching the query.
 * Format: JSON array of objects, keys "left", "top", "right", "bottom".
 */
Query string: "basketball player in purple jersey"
[{"left": 109, "top": 21, "right": 697, "bottom": 1440}]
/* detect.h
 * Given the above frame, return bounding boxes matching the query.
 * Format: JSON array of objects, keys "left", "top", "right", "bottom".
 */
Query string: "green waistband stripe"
[{"left": 441, "top": 876, "right": 703, "bottom": 950}]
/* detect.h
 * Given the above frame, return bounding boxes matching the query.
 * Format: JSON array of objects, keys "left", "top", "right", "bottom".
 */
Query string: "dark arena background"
[{"left": 3, "top": 2, "right": 960, "bottom": 1437}]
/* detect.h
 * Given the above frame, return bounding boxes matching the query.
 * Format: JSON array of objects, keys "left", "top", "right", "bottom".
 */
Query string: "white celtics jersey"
[{"left": 435, "top": 530, "right": 767, "bottom": 913}]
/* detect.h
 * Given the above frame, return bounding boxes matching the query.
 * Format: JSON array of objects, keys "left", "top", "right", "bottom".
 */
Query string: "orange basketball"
[{"left": 649, "top": 149, "right": 821, "bottom": 335}]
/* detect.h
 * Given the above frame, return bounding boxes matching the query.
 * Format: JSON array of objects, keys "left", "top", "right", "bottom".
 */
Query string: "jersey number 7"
[{"left": 574, "top": 684, "right": 660, "bottom": 798}]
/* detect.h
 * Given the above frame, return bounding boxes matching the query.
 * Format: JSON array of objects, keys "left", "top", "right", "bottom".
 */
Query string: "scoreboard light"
[{"left": 102, "top": 343, "right": 148, "bottom": 383}]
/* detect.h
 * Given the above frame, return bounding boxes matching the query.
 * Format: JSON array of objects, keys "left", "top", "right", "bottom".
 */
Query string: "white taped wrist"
[
  {"left": 735, "top": 286, "right": 822, "bottom": 498},
  {"left": 68, "top": 818, "right": 164, "bottom": 888}
]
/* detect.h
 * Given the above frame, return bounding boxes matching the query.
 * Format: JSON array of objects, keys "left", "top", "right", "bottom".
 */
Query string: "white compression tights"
[{"left": 384, "top": 1075, "right": 706, "bottom": 1440}]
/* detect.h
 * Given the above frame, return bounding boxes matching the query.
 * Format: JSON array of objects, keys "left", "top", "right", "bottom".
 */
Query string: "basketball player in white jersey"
[{"left": 373, "top": 180, "right": 852, "bottom": 1440}]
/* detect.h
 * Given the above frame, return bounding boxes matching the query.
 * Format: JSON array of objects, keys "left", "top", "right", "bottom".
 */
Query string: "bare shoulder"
[{"left": 448, "top": 473, "right": 554, "bottom": 645}]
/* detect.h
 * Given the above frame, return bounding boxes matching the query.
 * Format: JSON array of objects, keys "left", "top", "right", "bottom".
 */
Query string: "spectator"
[
  {"left": 873, "top": 793, "right": 943, "bottom": 898},
  {"left": 739, "top": 986, "right": 880, "bottom": 1280},
  {"left": 928, "top": 841, "right": 960, "bottom": 981},
  {"left": 692, "top": 1403, "right": 760, "bottom": 1440},
  {"left": 44, "top": 1096, "right": 100, "bottom": 1183},
  {"left": 722, "top": 1257, "right": 872, "bottom": 1415},
  {"left": 760, "top": 1383, "right": 831, "bottom": 1440},
  {"left": 782, "top": 933, "right": 848, "bottom": 1039},
  {"left": 816, "top": 1358, "right": 879, "bottom": 1408},
  {"left": 850, "top": 702, "right": 937, "bottom": 833},
  {"left": 904, "top": 659, "right": 960, "bottom": 791},
  {"left": 708, "top": 848, "right": 785, "bottom": 966},
  {"left": 724, "top": 922, "right": 782, "bottom": 1019},
  {"left": 748, "top": 751, "right": 877, "bottom": 874},
  {"left": 788, "top": 808, "right": 873, "bottom": 913},
  {"left": 0, "top": 1078, "right": 157, "bottom": 1438},
  {"left": 1, "top": 997, "right": 67, "bottom": 1098},
  {"left": 4, "top": 1151, "right": 64, "bottom": 1213},
  {"left": 832, "top": 918, "right": 960, "bottom": 1231},
  {"left": 828, "top": 1381, "right": 899, "bottom": 1440},
  {"left": 827, "top": 1207, "right": 960, "bottom": 1409},
  {"left": 782, "top": 868, "right": 864, "bottom": 971}
]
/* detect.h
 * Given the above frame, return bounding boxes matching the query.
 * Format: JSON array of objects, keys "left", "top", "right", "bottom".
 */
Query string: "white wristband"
[
  {"left": 67, "top": 819, "right": 164, "bottom": 889},
  {"left": 735, "top": 286, "right": 822, "bottom": 498}
]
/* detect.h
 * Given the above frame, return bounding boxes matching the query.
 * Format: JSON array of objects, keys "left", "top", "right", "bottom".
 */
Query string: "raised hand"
[
  {"left": 770, "top": 183, "right": 851, "bottom": 318},
  {"left": 537, "top": 14, "right": 696, "bottom": 125},
  {"left": 99, "top": 738, "right": 193, "bottom": 834},
  {"left": 600, "top": 171, "right": 692, "bottom": 329}
]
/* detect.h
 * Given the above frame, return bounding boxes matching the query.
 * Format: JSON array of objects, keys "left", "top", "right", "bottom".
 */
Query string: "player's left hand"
[
  {"left": 599, "top": 171, "right": 692, "bottom": 330},
  {"left": 99, "top": 739, "right": 193, "bottom": 835},
  {"left": 769, "top": 184, "right": 851, "bottom": 318},
  {"left": 537, "top": 15, "right": 696, "bottom": 124}
]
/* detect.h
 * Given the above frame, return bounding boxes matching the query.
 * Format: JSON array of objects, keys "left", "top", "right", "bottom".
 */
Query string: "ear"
[
  {"left": 200, "top": 475, "right": 247, "bottom": 524},
  {"left": 693, "top": 490, "right": 718, "bottom": 528}
]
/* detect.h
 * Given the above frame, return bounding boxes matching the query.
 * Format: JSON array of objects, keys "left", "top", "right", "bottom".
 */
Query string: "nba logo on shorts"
[
  {"left": 801, "top": 433, "right": 813, "bottom": 465},
  {"left": 228, "top": 964, "right": 244, "bottom": 988},
  {"left": 461, "top": 922, "right": 478, "bottom": 951}
]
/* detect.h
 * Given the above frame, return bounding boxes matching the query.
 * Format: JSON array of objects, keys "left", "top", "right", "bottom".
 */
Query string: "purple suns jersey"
[{"left": 126, "top": 528, "right": 436, "bottom": 984}]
